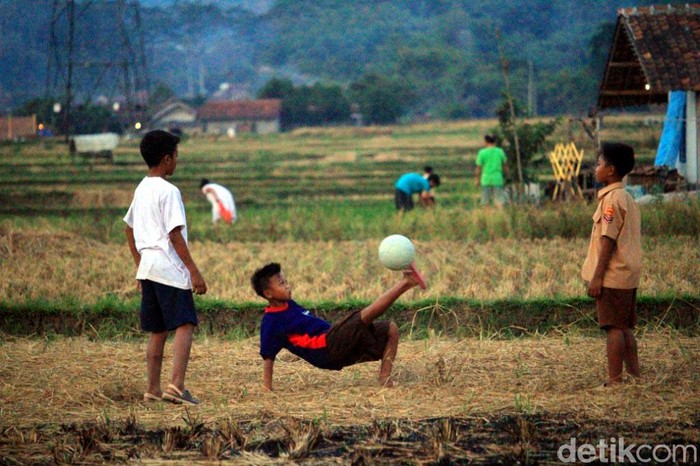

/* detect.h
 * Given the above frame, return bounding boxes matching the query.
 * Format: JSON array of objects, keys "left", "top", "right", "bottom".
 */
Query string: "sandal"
[
  {"left": 162, "top": 384, "right": 200, "bottom": 405},
  {"left": 143, "top": 392, "right": 162, "bottom": 402}
]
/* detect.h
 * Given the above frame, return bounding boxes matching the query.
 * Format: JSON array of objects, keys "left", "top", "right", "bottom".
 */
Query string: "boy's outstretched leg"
[
  {"left": 605, "top": 327, "right": 625, "bottom": 385},
  {"left": 379, "top": 322, "right": 399, "bottom": 386},
  {"left": 360, "top": 272, "right": 418, "bottom": 324},
  {"left": 622, "top": 328, "right": 640, "bottom": 378}
]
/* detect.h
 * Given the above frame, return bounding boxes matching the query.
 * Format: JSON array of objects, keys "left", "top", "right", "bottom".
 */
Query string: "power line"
[{"left": 47, "top": 0, "right": 148, "bottom": 139}]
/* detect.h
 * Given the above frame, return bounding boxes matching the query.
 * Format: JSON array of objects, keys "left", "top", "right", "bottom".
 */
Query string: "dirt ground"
[{"left": 1, "top": 333, "right": 698, "bottom": 464}]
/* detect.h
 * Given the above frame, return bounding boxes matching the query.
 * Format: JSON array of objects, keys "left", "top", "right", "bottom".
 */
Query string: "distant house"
[
  {"left": 0, "top": 115, "right": 36, "bottom": 141},
  {"left": 597, "top": 4, "right": 700, "bottom": 186},
  {"left": 149, "top": 100, "right": 197, "bottom": 133},
  {"left": 197, "top": 99, "right": 282, "bottom": 135}
]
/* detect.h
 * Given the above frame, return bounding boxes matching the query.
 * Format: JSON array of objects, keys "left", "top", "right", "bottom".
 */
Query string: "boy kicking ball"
[
  {"left": 582, "top": 142, "right": 642, "bottom": 386},
  {"left": 251, "top": 263, "right": 421, "bottom": 390}
]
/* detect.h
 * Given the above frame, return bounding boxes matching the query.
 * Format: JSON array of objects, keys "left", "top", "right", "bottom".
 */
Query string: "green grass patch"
[{"left": 2, "top": 295, "right": 698, "bottom": 339}]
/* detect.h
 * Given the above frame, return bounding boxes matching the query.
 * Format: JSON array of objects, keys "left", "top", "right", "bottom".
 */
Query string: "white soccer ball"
[{"left": 378, "top": 234, "right": 416, "bottom": 270}]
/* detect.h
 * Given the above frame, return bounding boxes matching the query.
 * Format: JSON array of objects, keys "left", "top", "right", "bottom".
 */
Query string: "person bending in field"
[
  {"left": 251, "top": 263, "right": 421, "bottom": 390},
  {"left": 394, "top": 171, "right": 440, "bottom": 212},
  {"left": 124, "top": 130, "right": 207, "bottom": 405},
  {"left": 200, "top": 178, "right": 237, "bottom": 224},
  {"left": 581, "top": 142, "right": 642, "bottom": 386}
]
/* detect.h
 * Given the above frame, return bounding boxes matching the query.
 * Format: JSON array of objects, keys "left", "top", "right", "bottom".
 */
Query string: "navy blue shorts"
[{"left": 140, "top": 280, "right": 198, "bottom": 333}]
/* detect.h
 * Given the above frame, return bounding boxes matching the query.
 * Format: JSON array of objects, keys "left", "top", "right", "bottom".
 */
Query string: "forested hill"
[{"left": 1, "top": 0, "right": 659, "bottom": 118}]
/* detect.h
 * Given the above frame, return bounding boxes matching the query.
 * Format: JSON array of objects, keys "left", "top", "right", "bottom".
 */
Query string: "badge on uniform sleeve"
[{"left": 603, "top": 206, "right": 614, "bottom": 223}]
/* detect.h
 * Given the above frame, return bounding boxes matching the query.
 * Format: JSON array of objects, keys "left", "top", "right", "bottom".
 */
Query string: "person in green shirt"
[{"left": 475, "top": 134, "right": 510, "bottom": 207}]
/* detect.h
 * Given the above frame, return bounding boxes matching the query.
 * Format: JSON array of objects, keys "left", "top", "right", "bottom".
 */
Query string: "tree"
[
  {"left": 14, "top": 97, "right": 55, "bottom": 124},
  {"left": 149, "top": 83, "right": 176, "bottom": 109},
  {"left": 257, "top": 78, "right": 295, "bottom": 100},
  {"left": 258, "top": 78, "right": 350, "bottom": 130},
  {"left": 71, "top": 104, "right": 121, "bottom": 134},
  {"left": 493, "top": 97, "right": 557, "bottom": 183},
  {"left": 588, "top": 21, "right": 616, "bottom": 77},
  {"left": 348, "top": 73, "right": 414, "bottom": 125}
]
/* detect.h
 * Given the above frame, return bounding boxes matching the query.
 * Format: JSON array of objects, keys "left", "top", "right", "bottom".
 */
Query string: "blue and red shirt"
[{"left": 260, "top": 300, "right": 332, "bottom": 369}]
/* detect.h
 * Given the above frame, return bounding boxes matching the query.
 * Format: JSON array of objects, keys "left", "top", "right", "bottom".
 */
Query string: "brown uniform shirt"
[{"left": 582, "top": 182, "right": 642, "bottom": 289}]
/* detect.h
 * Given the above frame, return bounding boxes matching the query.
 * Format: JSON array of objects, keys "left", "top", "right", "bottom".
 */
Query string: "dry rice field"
[
  {"left": 1, "top": 229, "right": 698, "bottom": 304},
  {"left": 1, "top": 332, "right": 698, "bottom": 464},
  {"left": 1, "top": 116, "right": 698, "bottom": 463}
]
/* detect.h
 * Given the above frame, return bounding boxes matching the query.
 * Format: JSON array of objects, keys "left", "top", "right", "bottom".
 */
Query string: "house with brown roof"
[
  {"left": 197, "top": 99, "right": 282, "bottom": 136},
  {"left": 597, "top": 4, "right": 700, "bottom": 186}
]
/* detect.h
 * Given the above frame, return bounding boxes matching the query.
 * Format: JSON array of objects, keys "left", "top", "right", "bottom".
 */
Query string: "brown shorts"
[
  {"left": 325, "top": 311, "right": 390, "bottom": 370},
  {"left": 596, "top": 287, "right": 638, "bottom": 330}
]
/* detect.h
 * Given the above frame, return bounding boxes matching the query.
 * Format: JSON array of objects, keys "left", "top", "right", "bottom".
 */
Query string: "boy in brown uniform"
[{"left": 582, "top": 142, "right": 642, "bottom": 386}]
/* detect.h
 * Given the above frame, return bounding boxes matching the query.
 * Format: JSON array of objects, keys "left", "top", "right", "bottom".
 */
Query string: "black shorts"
[
  {"left": 596, "top": 287, "right": 638, "bottom": 330},
  {"left": 140, "top": 279, "right": 198, "bottom": 333},
  {"left": 325, "top": 311, "right": 390, "bottom": 370},
  {"left": 394, "top": 189, "right": 414, "bottom": 211}
]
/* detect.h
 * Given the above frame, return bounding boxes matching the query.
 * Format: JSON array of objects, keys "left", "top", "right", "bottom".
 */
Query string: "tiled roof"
[
  {"left": 598, "top": 4, "right": 700, "bottom": 108},
  {"left": 197, "top": 99, "right": 282, "bottom": 121}
]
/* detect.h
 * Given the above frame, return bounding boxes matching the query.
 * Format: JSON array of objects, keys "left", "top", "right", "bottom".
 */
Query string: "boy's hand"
[
  {"left": 191, "top": 270, "right": 207, "bottom": 295},
  {"left": 588, "top": 277, "right": 603, "bottom": 298}
]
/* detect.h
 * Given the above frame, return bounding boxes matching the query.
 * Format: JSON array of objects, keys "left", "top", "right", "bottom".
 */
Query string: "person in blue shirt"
[
  {"left": 251, "top": 262, "right": 421, "bottom": 391},
  {"left": 394, "top": 172, "right": 440, "bottom": 211}
]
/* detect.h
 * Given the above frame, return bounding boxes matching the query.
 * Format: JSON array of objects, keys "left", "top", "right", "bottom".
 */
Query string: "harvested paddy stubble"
[
  {"left": 0, "top": 228, "right": 698, "bottom": 303},
  {"left": 0, "top": 333, "right": 698, "bottom": 463}
]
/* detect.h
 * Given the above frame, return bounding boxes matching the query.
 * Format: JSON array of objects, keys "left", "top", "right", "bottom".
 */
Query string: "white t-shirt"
[
  {"left": 201, "top": 182, "right": 236, "bottom": 222},
  {"left": 123, "top": 176, "right": 192, "bottom": 290}
]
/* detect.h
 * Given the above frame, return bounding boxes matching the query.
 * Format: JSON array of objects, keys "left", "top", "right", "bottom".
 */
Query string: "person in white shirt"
[
  {"left": 200, "top": 179, "right": 236, "bottom": 224},
  {"left": 124, "top": 130, "right": 207, "bottom": 406}
]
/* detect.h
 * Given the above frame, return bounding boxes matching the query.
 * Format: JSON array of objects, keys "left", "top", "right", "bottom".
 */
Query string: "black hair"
[
  {"left": 200, "top": 178, "right": 211, "bottom": 189},
  {"left": 484, "top": 134, "right": 497, "bottom": 144},
  {"left": 139, "top": 130, "right": 180, "bottom": 168},
  {"left": 251, "top": 262, "right": 281, "bottom": 298},
  {"left": 423, "top": 165, "right": 433, "bottom": 174},
  {"left": 600, "top": 142, "right": 635, "bottom": 177},
  {"left": 428, "top": 173, "right": 441, "bottom": 187}
]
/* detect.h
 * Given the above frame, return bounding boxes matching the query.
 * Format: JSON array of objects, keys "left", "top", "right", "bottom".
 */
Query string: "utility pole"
[
  {"left": 64, "top": 0, "right": 74, "bottom": 143},
  {"left": 47, "top": 0, "right": 148, "bottom": 140},
  {"left": 496, "top": 30, "right": 524, "bottom": 195},
  {"left": 527, "top": 59, "right": 537, "bottom": 117}
]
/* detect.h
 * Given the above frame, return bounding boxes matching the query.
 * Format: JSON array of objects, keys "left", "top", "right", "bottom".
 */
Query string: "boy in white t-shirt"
[
  {"left": 200, "top": 178, "right": 236, "bottom": 224},
  {"left": 124, "top": 130, "right": 207, "bottom": 405}
]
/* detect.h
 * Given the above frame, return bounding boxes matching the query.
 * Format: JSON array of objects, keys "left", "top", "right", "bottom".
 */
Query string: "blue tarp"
[{"left": 655, "top": 91, "right": 686, "bottom": 167}]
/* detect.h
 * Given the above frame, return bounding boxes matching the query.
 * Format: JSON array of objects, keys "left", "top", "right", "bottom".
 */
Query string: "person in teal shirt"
[
  {"left": 475, "top": 134, "right": 510, "bottom": 207},
  {"left": 394, "top": 172, "right": 440, "bottom": 211}
]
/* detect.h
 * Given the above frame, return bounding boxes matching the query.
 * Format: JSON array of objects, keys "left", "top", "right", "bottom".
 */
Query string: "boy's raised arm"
[{"left": 263, "top": 358, "right": 275, "bottom": 391}]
